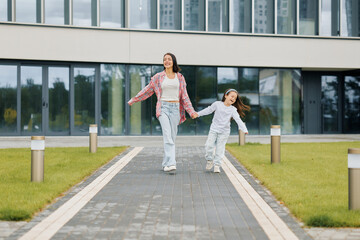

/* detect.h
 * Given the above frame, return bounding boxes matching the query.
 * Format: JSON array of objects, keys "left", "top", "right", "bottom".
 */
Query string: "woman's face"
[{"left": 163, "top": 55, "right": 174, "bottom": 70}]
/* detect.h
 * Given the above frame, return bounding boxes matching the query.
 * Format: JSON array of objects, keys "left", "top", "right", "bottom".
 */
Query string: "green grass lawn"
[
  {"left": 0, "top": 147, "right": 126, "bottom": 221},
  {"left": 227, "top": 141, "right": 360, "bottom": 227}
]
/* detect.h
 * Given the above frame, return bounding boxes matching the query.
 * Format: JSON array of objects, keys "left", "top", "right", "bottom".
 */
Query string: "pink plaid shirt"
[{"left": 128, "top": 71, "right": 196, "bottom": 125}]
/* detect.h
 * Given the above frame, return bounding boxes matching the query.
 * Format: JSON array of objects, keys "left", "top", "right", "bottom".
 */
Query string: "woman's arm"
[
  {"left": 128, "top": 78, "right": 155, "bottom": 106},
  {"left": 232, "top": 109, "right": 248, "bottom": 133},
  {"left": 179, "top": 75, "right": 197, "bottom": 117}
]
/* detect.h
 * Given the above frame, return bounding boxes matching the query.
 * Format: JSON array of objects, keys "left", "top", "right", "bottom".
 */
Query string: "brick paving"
[{"left": 4, "top": 145, "right": 355, "bottom": 240}]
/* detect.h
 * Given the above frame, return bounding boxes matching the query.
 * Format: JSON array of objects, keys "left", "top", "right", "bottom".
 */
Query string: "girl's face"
[
  {"left": 224, "top": 91, "right": 238, "bottom": 105},
  {"left": 163, "top": 55, "right": 173, "bottom": 70}
]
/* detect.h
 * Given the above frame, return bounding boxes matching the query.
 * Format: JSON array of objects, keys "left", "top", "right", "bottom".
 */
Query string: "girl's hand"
[{"left": 245, "top": 132, "right": 249, "bottom": 134}]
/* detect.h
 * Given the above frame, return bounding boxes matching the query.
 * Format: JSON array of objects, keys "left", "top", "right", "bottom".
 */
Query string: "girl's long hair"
[
  {"left": 222, "top": 89, "right": 251, "bottom": 118},
  {"left": 163, "top": 53, "right": 181, "bottom": 72}
]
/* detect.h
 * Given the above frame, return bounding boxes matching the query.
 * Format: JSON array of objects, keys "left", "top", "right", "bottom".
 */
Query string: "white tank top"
[{"left": 161, "top": 75, "right": 179, "bottom": 101}]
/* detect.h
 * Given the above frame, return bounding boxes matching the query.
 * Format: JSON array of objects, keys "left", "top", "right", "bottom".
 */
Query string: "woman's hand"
[
  {"left": 245, "top": 132, "right": 249, "bottom": 134},
  {"left": 191, "top": 112, "right": 198, "bottom": 119}
]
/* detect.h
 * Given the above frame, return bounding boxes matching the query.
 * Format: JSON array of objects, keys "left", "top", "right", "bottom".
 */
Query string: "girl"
[
  {"left": 196, "top": 89, "right": 250, "bottom": 173},
  {"left": 128, "top": 53, "right": 197, "bottom": 172}
]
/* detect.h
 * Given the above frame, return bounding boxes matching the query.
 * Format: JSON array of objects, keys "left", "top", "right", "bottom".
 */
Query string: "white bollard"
[{"left": 348, "top": 148, "right": 360, "bottom": 210}]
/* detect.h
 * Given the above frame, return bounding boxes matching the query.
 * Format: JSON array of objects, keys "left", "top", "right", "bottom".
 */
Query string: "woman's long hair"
[
  {"left": 222, "top": 89, "right": 251, "bottom": 118},
  {"left": 163, "top": 53, "right": 181, "bottom": 72}
]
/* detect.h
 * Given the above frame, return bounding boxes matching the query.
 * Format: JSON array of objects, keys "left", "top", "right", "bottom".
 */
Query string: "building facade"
[{"left": 0, "top": 0, "right": 359, "bottom": 136}]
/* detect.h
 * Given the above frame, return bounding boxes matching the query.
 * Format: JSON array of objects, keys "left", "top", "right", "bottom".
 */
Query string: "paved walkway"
[{"left": 6, "top": 146, "right": 311, "bottom": 240}]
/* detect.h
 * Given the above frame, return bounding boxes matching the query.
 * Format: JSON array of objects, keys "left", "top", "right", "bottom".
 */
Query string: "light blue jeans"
[
  {"left": 205, "top": 130, "right": 230, "bottom": 166},
  {"left": 158, "top": 101, "right": 180, "bottom": 168}
]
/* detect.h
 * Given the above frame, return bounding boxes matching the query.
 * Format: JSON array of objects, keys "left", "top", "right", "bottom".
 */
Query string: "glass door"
[
  {"left": 47, "top": 67, "right": 70, "bottom": 135},
  {"left": 72, "top": 66, "right": 97, "bottom": 135},
  {"left": 321, "top": 75, "right": 340, "bottom": 133},
  {"left": 21, "top": 66, "right": 43, "bottom": 135}
]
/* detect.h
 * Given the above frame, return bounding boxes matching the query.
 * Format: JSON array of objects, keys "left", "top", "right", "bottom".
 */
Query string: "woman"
[{"left": 128, "top": 53, "right": 197, "bottom": 172}]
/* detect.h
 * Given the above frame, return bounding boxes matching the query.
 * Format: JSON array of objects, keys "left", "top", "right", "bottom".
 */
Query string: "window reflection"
[
  {"left": 0, "top": 0, "right": 8, "bottom": 21},
  {"left": 0, "top": 65, "right": 17, "bottom": 133},
  {"left": 208, "top": 0, "right": 229, "bottom": 32},
  {"left": 230, "top": 0, "right": 252, "bottom": 33},
  {"left": 259, "top": 69, "right": 301, "bottom": 134},
  {"left": 320, "top": 0, "right": 339, "bottom": 36},
  {"left": 130, "top": 0, "right": 157, "bottom": 29},
  {"left": 74, "top": 67, "right": 95, "bottom": 133},
  {"left": 100, "top": 0, "right": 124, "bottom": 28},
  {"left": 129, "top": 65, "right": 152, "bottom": 135},
  {"left": 321, "top": 76, "right": 339, "bottom": 133},
  {"left": 160, "top": 0, "right": 181, "bottom": 30},
  {"left": 184, "top": 0, "right": 205, "bottom": 31},
  {"left": 45, "top": 0, "right": 65, "bottom": 25},
  {"left": 344, "top": 76, "right": 360, "bottom": 133},
  {"left": 196, "top": 67, "right": 216, "bottom": 134},
  {"left": 239, "top": 68, "right": 259, "bottom": 134},
  {"left": 254, "top": 0, "right": 274, "bottom": 33},
  {"left": 73, "top": 0, "right": 95, "bottom": 26},
  {"left": 16, "top": 0, "right": 38, "bottom": 23},
  {"left": 101, "top": 64, "right": 125, "bottom": 135},
  {"left": 277, "top": 0, "right": 296, "bottom": 34},
  {"left": 299, "top": 0, "right": 319, "bottom": 35},
  {"left": 21, "top": 66, "right": 42, "bottom": 133},
  {"left": 341, "top": 0, "right": 360, "bottom": 37},
  {"left": 48, "top": 67, "right": 69, "bottom": 133}
]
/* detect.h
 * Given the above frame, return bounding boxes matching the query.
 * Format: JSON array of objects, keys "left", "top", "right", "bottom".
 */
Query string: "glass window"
[
  {"left": 160, "top": 0, "right": 181, "bottom": 30},
  {"left": 21, "top": 66, "right": 42, "bottom": 134},
  {"left": 150, "top": 65, "right": 163, "bottom": 135},
  {"left": 100, "top": 64, "right": 125, "bottom": 135},
  {"left": 277, "top": 0, "right": 296, "bottom": 34},
  {"left": 299, "top": 0, "right": 319, "bottom": 35},
  {"left": 130, "top": 0, "right": 157, "bottom": 29},
  {"left": 344, "top": 76, "right": 360, "bottom": 133},
  {"left": 321, "top": 76, "right": 339, "bottom": 133},
  {"left": 100, "top": 0, "right": 124, "bottom": 28},
  {"left": 0, "top": 65, "right": 17, "bottom": 134},
  {"left": 178, "top": 66, "right": 196, "bottom": 135},
  {"left": 254, "top": 0, "right": 274, "bottom": 33},
  {"left": 208, "top": 0, "right": 229, "bottom": 32},
  {"left": 73, "top": 0, "right": 96, "bottom": 26},
  {"left": 129, "top": 65, "right": 152, "bottom": 135},
  {"left": 196, "top": 67, "right": 217, "bottom": 134},
  {"left": 239, "top": 68, "right": 260, "bottom": 134},
  {"left": 259, "top": 69, "right": 301, "bottom": 134},
  {"left": 0, "top": 0, "right": 8, "bottom": 21},
  {"left": 16, "top": 0, "right": 39, "bottom": 23},
  {"left": 320, "top": 0, "right": 339, "bottom": 36},
  {"left": 341, "top": 0, "right": 360, "bottom": 37},
  {"left": 74, "top": 67, "right": 95, "bottom": 133},
  {"left": 45, "top": 0, "right": 65, "bottom": 25},
  {"left": 184, "top": 0, "right": 205, "bottom": 31},
  {"left": 230, "top": 0, "right": 252, "bottom": 33},
  {"left": 48, "top": 67, "right": 69, "bottom": 133}
]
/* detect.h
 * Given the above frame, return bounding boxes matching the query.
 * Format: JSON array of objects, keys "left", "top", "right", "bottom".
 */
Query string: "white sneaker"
[
  {"left": 206, "top": 161, "right": 214, "bottom": 170},
  {"left": 164, "top": 165, "right": 176, "bottom": 172},
  {"left": 214, "top": 165, "right": 220, "bottom": 173}
]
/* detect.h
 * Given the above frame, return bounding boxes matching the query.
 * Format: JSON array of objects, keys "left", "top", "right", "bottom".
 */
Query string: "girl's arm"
[
  {"left": 232, "top": 109, "right": 248, "bottom": 133},
  {"left": 128, "top": 78, "right": 155, "bottom": 106},
  {"left": 197, "top": 102, "right": 216, "bottom": 117}
]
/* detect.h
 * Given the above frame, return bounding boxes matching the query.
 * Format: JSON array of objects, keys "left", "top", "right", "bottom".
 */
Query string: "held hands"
[{"left": 191, "top": 112, "right": 199, "bottom": 119}]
